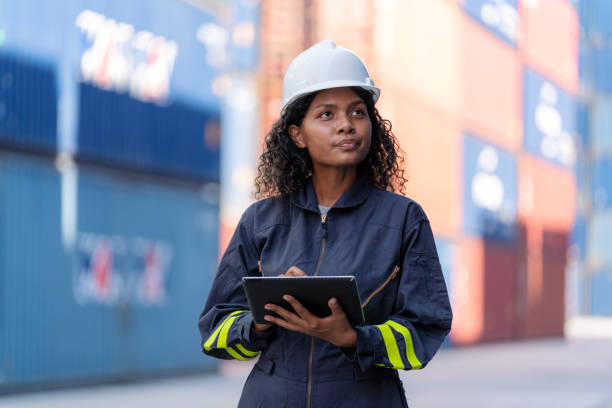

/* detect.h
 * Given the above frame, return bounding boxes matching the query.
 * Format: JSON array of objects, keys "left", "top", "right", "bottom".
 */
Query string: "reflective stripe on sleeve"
[
  {"left": 203, "top": 310, "right": 246, "bottom": 351},
  {"left": 226, "top": 346, "right": 253, "bottom": 361},
  {"left": 236, "top": 344, "right": 258, "bottom": 357},
  {"left": 385, "top": 320, "right": 422, "bottom": 369},
  {"left": 203, "top": 310, "right": 260, "bottom": 360},
  {"left": 217, "top": 315, "right": 240, "bottom": 349},
  {"left": 217, "top": 315, "right": 257, "bottom": 361},
  {"left": 375, "top": 324, "right": 404, "bottom": 369}
]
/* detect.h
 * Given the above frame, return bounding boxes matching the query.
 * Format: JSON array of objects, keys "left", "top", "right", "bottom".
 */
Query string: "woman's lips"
[{"left": 336, "top": 139, "right": 360, "bottom": 149}]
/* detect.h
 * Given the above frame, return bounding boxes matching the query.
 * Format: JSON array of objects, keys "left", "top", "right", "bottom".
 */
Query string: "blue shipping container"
[
  {"left": 0, "top": 151, "right": 219, "bottom": 391},
  {"left": 586, "top": 0, "right": 612, "bottom": 101},
  {"left": 578, "top": 38, "right": 612, "bottom": 92},
  {"left": 434, "top": 236, "right": 454, "bottom": 348},
  {"left": 592, "top": 49, "right": 612, "bottom": 93},
  {"left": 591, "top": 267, "right": 612, "bottom": 316},
  {"left": 78, "top": 83, "right": 220, "bottom": 181},
  {"left": 0, "top": 52, "right": 57, "bottom": 153},
  {"left": 74, "top": 1, "right": 223, "bottom": 180},
  {"left": 523, "top": 67, "right": 577, "bottom": 169},
  {"left": 566, "top": 214, "right": 588, "bottom": 316},
  {"left": 591, "top": 96, "right": 612, "bottom": 156},
  {"left": 588, "top": 211, "right": 612, "bottom": 316},
  {"left": 570, "top": 214, "right": 587, "bottom": 262},
  {"left": 434, "top": 237, "right": 454, "bottom": 298},
  {"left": 0, "top": 0, "right": 225, "bottom": 180},
  {"left": 0, "top": 0, "right": 222, "bottom": 112},
  {"left": 227, "top": 0, "right": 261, "bottom": 72},
  {"left": 578, "top": 35, "right": 592, "bottom": 85},
  {"left": 576, "top": 101, "right": 589, "bottom": 153},
  {"left": 460, "top": 0, "right": 518, "bottom": 45},
  {"left": 580, "top": 0, "right": 612, "bottom": 36},
  {"left": 592, "top": 157, "right": 612, "bottom": 209},
  {"left": 462, "top": 133, "right": 518, "bottom": 242},
  {"left": 575, "top": 102, "right": 590, "bottom": 211},
  {"left": 587, "top": 210, "right": 612, "bottom": 271}
]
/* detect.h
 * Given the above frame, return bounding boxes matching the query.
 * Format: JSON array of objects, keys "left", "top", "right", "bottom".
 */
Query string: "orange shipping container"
[
  {"left": 515, "top": 154, "right": 573, "bottom": 338},
  {"left": 373, "top": 0, "right": 463, "bottom": 117},
  {"left": 519, "top": 0, "right": 579, "bottom": 93},
  {"left": 518, "top": 154, "right": 576, "bottom": 231},
  {"left": 309, "top": 0, "right": 374, "bottom": 66},
  {"left": 381, "top": 88, "right": 462, "bottom": 238},
  {"left": 460, "top": 17, "right": 522, "bottom": 151},
  {"left": 451, "top": 238, "right": 517, "bottom": 345}
]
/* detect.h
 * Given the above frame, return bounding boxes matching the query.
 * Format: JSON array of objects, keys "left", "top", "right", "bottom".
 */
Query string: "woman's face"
[{"left": 289, "top": 87, "right": 372, "bottom": 172}]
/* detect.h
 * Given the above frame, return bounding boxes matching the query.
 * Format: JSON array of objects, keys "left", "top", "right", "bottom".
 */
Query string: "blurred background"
[{"left": 0, "top": 0, "right": 611, "bottom": 406}]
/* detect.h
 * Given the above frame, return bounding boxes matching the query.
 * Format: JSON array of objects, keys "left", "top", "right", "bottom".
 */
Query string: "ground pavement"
[{"left": 1, "top": 338, "right": 611, "bottom": 407}]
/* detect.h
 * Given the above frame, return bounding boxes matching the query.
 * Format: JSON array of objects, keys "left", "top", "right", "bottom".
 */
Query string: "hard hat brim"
[{"left": 281, "top": 81, "right": 380, "bottom": 117}]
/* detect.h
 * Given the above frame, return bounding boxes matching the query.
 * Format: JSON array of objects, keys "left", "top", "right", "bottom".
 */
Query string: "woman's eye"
[
  {"left": 352, "top": 108, "right": 365, "bottom": 116},
  {"left": 319, "top": 111, "right": 332, "bottom": 118}
]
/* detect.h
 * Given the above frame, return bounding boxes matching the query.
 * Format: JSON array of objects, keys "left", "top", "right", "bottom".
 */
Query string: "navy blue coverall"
[{"left": 198, "top": 175, "right": 453, "bottom": 407}]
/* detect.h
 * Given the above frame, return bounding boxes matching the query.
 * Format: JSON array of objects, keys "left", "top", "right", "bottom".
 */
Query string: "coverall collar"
[{"left": 291, "top": 174, "right": 373, "bottom": 213}]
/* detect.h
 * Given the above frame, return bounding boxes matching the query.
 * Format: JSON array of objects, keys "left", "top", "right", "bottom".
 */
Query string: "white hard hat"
[{"left": 281, "top": 40, "right": 380, "bottom": 114}]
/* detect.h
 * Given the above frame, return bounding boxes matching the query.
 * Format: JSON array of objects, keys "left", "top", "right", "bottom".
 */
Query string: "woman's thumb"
[{"left": 329, "top": 298, "right": 343, "bottom": 314}]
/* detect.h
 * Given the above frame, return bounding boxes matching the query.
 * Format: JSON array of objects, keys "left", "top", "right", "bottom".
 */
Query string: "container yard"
[{"left": 1, "top": 0, "right": 610, "bottom": 406}]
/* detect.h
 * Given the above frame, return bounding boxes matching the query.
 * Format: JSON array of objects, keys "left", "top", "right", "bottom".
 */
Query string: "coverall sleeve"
[
  {"left": 348, "top": 214, "right": 453, "bottom": 372},
  {"left": 198, "top": 207, "right": 275, "bottom": 361}
]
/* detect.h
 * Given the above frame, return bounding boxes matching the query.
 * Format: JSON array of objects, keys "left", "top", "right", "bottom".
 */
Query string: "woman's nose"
[{"left": 337, "top": 114, "right": 355, "bottom": 134}]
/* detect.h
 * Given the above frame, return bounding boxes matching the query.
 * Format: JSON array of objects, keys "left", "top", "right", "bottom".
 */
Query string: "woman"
[{"left": 198, "top": 40, "right": 452, "bottom": 408}]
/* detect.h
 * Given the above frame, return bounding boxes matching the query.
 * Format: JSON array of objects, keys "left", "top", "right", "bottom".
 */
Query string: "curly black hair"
[{"left": 254, "top": 87, "right": 407, "bottom": 199}]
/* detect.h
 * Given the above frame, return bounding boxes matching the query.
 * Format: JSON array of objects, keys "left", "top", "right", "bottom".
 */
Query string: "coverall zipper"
[{"left": 307, "top": 213, "right": 327, "bottom": 408}]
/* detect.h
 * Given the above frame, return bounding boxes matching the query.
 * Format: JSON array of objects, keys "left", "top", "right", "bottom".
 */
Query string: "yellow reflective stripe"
[
  {"left": 217, "top": 315, "right": 242, "bottom": 350},
  {"left": 218, "top": 316, "right": 256, "bottom": 361},
  {"left": 203, "top": 310, "right": 245, "bottom": 351},
  {"left": 385, "top": 320, "right": 422, "bottom": 369},
  {"left": 203, "top": 310, "right": 259, "bottom": 361},
  {"left": 226, "top": 346, "right": 253, "bottom": 361},
  {"left": 236, "top": 344, "right": 258, "bottom": 357},
  {"left": 375, "top": 324, "right": 404, "bottom": 369}
]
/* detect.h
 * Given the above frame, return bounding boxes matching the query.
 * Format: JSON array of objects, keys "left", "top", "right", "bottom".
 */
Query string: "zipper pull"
[{"left": 321, "top": 214, "right": 328, "bottom": 238}]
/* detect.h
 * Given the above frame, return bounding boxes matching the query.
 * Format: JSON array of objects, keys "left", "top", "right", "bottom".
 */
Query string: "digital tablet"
[{"left": 242, "top": 276, "right": 364, "bottom": 325}]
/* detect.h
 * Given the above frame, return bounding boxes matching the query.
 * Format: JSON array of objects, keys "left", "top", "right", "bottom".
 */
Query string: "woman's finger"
[
  {"left": 283, "top": 295, "right": 314, "bottom": 319},
  {"left": 265, "top": 303, "right": 300, "bottom": 323},
  {"left": 285, "top": 266, "right": 307, "bottom": 276},
  {"left": 264, "top": 314, "right": 301, "bottom": 332}
]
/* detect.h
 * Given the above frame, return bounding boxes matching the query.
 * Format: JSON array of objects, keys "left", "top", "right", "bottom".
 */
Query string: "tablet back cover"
[{"left": 242, "top": 276, "right": 364, "bottom": 325}]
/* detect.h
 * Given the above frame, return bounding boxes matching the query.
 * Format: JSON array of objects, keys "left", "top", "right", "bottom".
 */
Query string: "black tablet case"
[{"left": 242, "top": 276, "right": 364, "bottom": 325}]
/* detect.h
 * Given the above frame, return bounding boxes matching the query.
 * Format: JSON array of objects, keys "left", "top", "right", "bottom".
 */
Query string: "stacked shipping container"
[
  {"left": 375, "top": 0, "right": 578, "bottom": 343},
  {"left": 256, "top": 0, "right": 580, "bottom": 345},
  {"left": 0, "top": 0, "right": 227, "bottom": 391},
  {"left": 217, "top": 1, "right": 261, "bottom": 257},
  {"left": 1, "top": 152, "right": 219, "bottom": 388},
  {"left": 577, "top": 0, "right": 612, "bottom": 317}
]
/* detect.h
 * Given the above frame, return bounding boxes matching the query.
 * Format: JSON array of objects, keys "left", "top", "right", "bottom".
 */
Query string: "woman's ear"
[{"left": 289, "top": 124, "right": 306, "bottom": 149}]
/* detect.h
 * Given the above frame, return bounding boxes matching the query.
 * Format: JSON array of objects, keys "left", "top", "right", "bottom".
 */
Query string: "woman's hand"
[
  {"left": 280, "top": 266, "right": 307, "bottom": 277},
  {"left": 253, "top": 322, "right": 274, "bottom": 332},
  {"left": 263, "top": 295, "right": 358, "bottom": 348},
  {"left": 252, "top": 266, "right": 308, "bottom": 332}
]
